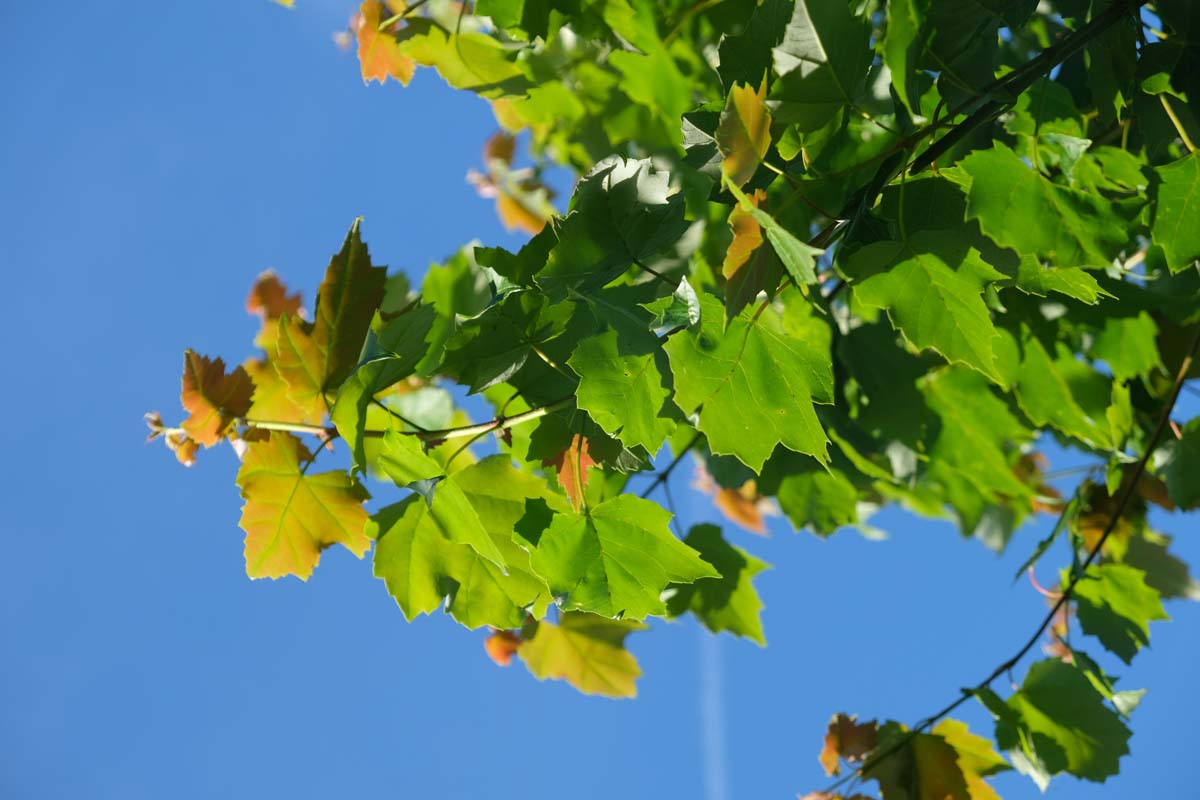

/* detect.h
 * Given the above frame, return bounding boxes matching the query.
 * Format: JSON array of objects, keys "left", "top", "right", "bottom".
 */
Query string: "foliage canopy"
[{"left": 150, "top": 0, "right": 1200, "bottom": 796}]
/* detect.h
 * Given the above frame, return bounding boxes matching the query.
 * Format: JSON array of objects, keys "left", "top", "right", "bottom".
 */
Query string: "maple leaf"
[
  {"left": 722, "top": 188, "right": 782, "bottom": 321},
  {"left": 180, "top": 350, "right": 253, "bottom": 447},
  {"left": 544, "top": 434, "right": 595, "bottom": 512},
  {"left": 246, "top": 270, "right": 302, "bottom": 321},
  {"left": 517, "top": 612, "right": 647, "bottom": 698},
  {"left": 820, "top": 713, "right": 878, "bottom": 776},
  {"left": 356, "top": 0, "right": 415, "bottom": 86},
  {"left": 237, "top": 432, "right": 371, "bottom": 580},
  {"left": 484, "top": 630, "right": 522, "bottom": 666},
  {"left": 716, "top": 80, "right": 772, "bottom": 187}
]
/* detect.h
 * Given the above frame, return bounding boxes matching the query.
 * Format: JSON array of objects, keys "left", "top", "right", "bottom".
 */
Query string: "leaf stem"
[
  {"left": 1159, "top": 94, "right": 1198, "bottom": 154},
  {"left": 640, "top": 430, "right": 703, "bottom": 499}
]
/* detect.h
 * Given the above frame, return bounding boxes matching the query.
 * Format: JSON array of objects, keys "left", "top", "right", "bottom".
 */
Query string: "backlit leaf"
[
  {"left": 517, "top": 612, "right": 646, "bottom": 698},
  {"left": 665, "top": 524, "right": 769, "bottom": 645},
  {"left": 180, "top": 350, "right": 253, "bottom": 447},
  {"left": 1069, "top": 563, "right": 1168, "bottom": 664},
  {"left": 237, "top": 432, "right": 371, "bottom": 580},
  {"left": 1152, "top": 153, "right": 1200, "bottom": 273},
  {"left": 527, "top": 494, "right": 718, "bottom": 619},
  {"left": 356, "top": 0, "right": 415, "bottom": 86},
  {"left": 716, "top": 81, "right": 772, "bottom": 188}
]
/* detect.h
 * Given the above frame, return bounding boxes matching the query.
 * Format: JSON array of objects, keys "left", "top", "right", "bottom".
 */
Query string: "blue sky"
[{"left": 1, "top": 2, "right": 1197, "bottom": 798}]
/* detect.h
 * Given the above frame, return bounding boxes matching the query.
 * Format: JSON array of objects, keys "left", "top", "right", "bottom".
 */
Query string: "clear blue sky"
[{"left": 1, "top": 2, "right": 1196, "bottom": 798}]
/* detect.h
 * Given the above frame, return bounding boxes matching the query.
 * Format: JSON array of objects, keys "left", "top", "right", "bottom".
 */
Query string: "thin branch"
[
  {"left": 1159, "top": 94, "right": 1198, "bottom": 154},
  {"left": 372, "top": 397, "right": 429, "bottom": 432},
  {"left": 239, "top": 395, "right": 574, "bottom": 444},
  {"left": 640, "top": 430, "right": 703, "bottom": 499},
  {"left": 821, "top": 324, "right": 1200, "bottom": 796}
]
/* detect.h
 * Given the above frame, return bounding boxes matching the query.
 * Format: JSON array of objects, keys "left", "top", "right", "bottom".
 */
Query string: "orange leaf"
[
  {"left": 545, "top": 435, "right": 595, "bottom": 512},
  {"left": 484, "top": 630, "right": 522, "bottom": 666},
  {"left": 180, "top": 350, "right": 254, "bottom": 447},
  {"left": 246, "top": 270, "right": 302, "bottom": 321},
  {"left": 714, "top": 483, "right": 767, "bottom": 535},
  {"left": 237, "top": 432, "right": 371, "bottom": 580},
  {"left": 496, "top": 192, "right": 551, "bottom": 234},
  {"left": 356, "top": 0, "right": 415, "bottom": 86},
  {"left": 819, "top": 713, "right": 879, "bottom": 777},
  {"left": 483, "top": 131, "right": 516, "bottom": 166}
]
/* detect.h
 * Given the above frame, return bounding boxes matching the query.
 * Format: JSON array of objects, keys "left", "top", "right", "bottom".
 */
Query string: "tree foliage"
[{"left": 150, "top": 0, "right": 1200, "bottom": 795}]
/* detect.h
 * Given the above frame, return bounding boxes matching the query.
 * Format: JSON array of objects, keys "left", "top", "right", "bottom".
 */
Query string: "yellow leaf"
[
  {"left": 244, "top": 355, "right": 323, "bottom": 426},
  {"left": 517, "top": 612, "right": 647, "bottom": 698},
  {"left": 180, "top": 350, "right": 253, "bottom": 447},
  {"left": 237, "top": 432, "right": 371, "bottom": 580},
  {"left": 716, "top": 81, "right": 772, "bottom": 188},
  {"left": 356, "top": 0, "right": 415, "bottom": 86}
]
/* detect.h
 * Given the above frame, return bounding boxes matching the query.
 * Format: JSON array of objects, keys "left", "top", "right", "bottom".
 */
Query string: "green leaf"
[
  {"left": 883, "top": 0, "right": 928, "bottom": 112},
  {"left": 1152, "top": 153, "right": 1200, "bottom": 273},
  {"left": 717, "top": 0, "right": 792, "bottom": 90},
  {"left": 759, "top": 449, "right": 857, "bottom": 536},
  {"left": 371, "top": 456, "right": 567, "bottom": 628},
  {"left": 1089, "top": 312, "right": 1164, "bottom": 382},
  {"left": 979, "top": 659, "right": 1131, "bottom": 787},
  {"left": 962, "top": 143, "right": 1141, "bottom": 268},
  {"left": 866, "top": 723, "right": 971, "bottom": 800},
  {"left": 1163, "top": 418, "right": 1200, "bottom": 509},
  {"left": 1007, "top": 256, "right": 1111, "bottom": 305},
  {"left": 665, "top": 293, "right": 831, "bottom": 471},
  {"left": 331, "top": 305, "right": 436, "bottom": 471},
  {"left": 665, "top": 524, "right": 770, "bottom": 645},
  {"left": 1123, "top": 528, "right": 1200, "bottom": 600},
  {"left": 841, "top": 231, "right": 1006, "bottom": 384},
  {"left": 1069, "top": 563, "right": 1168, "bottom": 664},
  {"left": 1013, "top": 330, "right": 1121, "bottom": 450},
  {"left": 568, "top": 290, "right": 677, "bottom": 453},
  {"left": 725, "top": 174, "right": 823, "bottom": 287},
  {"left": 517, "top": 612, "right": 647, "bottom": 698},
  {"left": 716, "top": 81, "right": 772, "bottom": 187},
  {"left": 641, "top": 276, "right": 701, "bottom": 334},
  {"left": 770, "top": 0, "right": 872, "bottom": 131},
  {"left": 396, "top": 19, "right": 528, "bottom": 97},
  {"left": 535, "top": 157, "right": 688, "bottom": 302},
  {"left": 527, "top": 494, "right": 718, "bottom": 619},
  {"left": 376, "top": 431, "right": 506, "bottom": 567},
  {"left": 440, "top": 291, "right": 575, "bottom": 394}
]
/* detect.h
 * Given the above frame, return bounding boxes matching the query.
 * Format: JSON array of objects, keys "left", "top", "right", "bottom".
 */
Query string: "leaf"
[
  {"left": 244, "top": 353, "right": 319, "bottom": 426},
  {"left": 665, "top": 524, "right": 769, "bottom": 645},
  {"left": 440, "top": 290, "right": 575, "bottom": 395},
  {"left": 770, "top": 0, "right": 873, "bottom": 131},
  {"left": 568, "top": 287, "right": 678, "bottom": 452},
  {"left": 642, "top": 276, "right": 701, "bottom": 335},
  {"left": 819, "top": 713, "right": 878, "bottom": 776},
  {"left": 1152, "top": 153, "right": 1200, "bottom": 273},
  {"left": 527, "top": 494, "right": 718, "bottom": 619},
  {"left": 237, "top": 432, "right": 371, "bottom": 580},
  {"left": 979, "top": 659, "right": 1131, "bottom": 786},
  {"left": 483, "top": 630, "right": 521, "bottom": 666},
  {"left": 371, "top": 456, "right": 565, "bottom": 628},
  {"left": 665, "top": 293, "right": 831, "bottom": 472},
  {"left": 716, "top": 81, "right": 772, "bottom": 188},
  {"left": 1013, "top": 330, "right": 1121, "bottom": 450},
  {"left": 1089, "top": 312, "right": 1164, "bottom": 381},
  {"left": 543, "top": 434, "right": 595, "bottom": 512},
  {"left": 883, "top": 0, "right": 928, "bottom": 112},
  {"left": 517, "top": 612, "right": 646, "bottom": 698},
  {"left": 961, "top": 143, "right": 1141, "bottom": 268},
  {"left": 246, "top": 270, "right": 303, "bottom": 350},
  {"left": 725, "top": 177, "right": 822, "bottom": 288},
  {"left": 330, "top": 304, "right": 436, "bottom": 471},
  {"left": 1123, "top": 528, "right": 1200, "bottom": 600},
  {"left": 717, "top": 0, "right": 792, "bottom": 90},
  {"left": 180, "top": 350, "right": 253, "bottom": 447},
  {"left": 535, "top": 157, "right": 688, "bottom": 302},
  {"left": 377, "top": 431, "right": 506, "bottom": 566},
  {"left": 1008, "top": 257, "right": 1111, "bottom": 305},
  {"left": 760, "top": 450, "right": 858, "bottom": 536},
  {"left": 867, "top": 725, "right": 971, "bottom": 800},
  {"left": 721, "top": 188, "right": 784, "bottom": 321},
  {"left": 273, "top": 221, "right": 388, "bottom": 417},
  {"left": 841, "top": 232, "right": 1006, "bottom": 384},
  {"left": 1069, "top": 563, "right": 1168, "bottom": 664},
  {"left": 356, "top": 0, "right": 415, "bottom": 86}
]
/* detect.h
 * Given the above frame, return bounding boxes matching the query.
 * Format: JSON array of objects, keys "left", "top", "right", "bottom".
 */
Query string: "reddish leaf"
[
  {"left": 246, "top": 270, "right": 302, "bottom": 321},
  {"left": 544, "top": 434, "right": 595, "bottom": 512},
  {"left": 356, "top": 0, "right": 415, "bottom": 86},
  {"left": 714, "top": 483, "right": 768, "bottom": 535},
  {"left": 820, "top": 713, "right": 879, "bottom": 777},
  {"left": 484, "top": 630, "right": 522, "bottom": 666},
  {"left": 180, "top": 350, "right": 253, "bottom": 447},
  {"left": 483, "top": 131, "right": 516, "bottom": 166}
]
